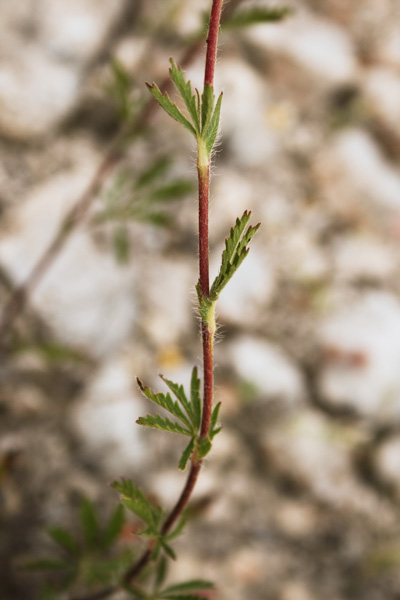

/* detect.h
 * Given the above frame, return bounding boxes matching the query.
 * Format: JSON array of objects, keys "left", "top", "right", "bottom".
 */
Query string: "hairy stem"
[{"left": 69, "top": 2, "right": 224, "bottom": 598}]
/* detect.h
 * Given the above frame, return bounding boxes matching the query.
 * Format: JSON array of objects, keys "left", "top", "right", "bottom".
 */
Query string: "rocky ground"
[{"left": 2, "top": 1, "right": 400, "bottom": 599}]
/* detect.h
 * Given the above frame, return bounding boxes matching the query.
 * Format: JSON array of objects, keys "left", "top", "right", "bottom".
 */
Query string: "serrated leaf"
[
  {"left": 169, "top": 59, "right": 200, "bottom": 133},
  {"left": 22, "top": 558, "right": 72, "bottom": 571},
  {"left": 137, "top": 378, "right": 193, "bottom": 431},
  {"left": 190, "top": 367, "right": 201, "bottom": 430},
  {"left": 147, "top": 83, "right": 197, "bottom": 136},
  {"left": 209, "top": 211, "right": 260, "bottom": 300},
  {"left": 178, "top": 437, "right": 196, "bottom": 471},
  {"left": 203, "top": 92, "right": 223, "bottom": 155},
  {"left": 148, "top": 180, "right": 194, "bottom": 202},
  {"left": 112, "top": 479, "right": 161, "bottom": 530},
  {"left": 197, "top": 437, "right": 212, "bottom": 459},
  {"left": 161, "top": 580, "right": 214, "bottom": 596},
  {"left": 137, "top": 414, "right": 192, "bottom": 436},
  {"left": 210, "top": 402, "right": 222, "bottom": 440},
  {"left": 136, "top": 156, "right": 171, "bottom": 189},
  {"left": 201, "top": 85, "right": 215, "bottom": 131},
  {"left": 102, "top": 504, "right": 125, "bottom": 550},
  {"left": 47, "top": 527, "right": 80, "bottom": 557},
  {"left": 223, "top": 7, "right": 292, "bottom": 29}
]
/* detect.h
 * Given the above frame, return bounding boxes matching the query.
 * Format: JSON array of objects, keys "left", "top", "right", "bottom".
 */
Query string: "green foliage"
[
  {"left": 159, "top": 579, "right": 214, "bottom": 598},
  {"left": 147, "top": 59, "right": 223, "bottom": 159},
  {"left": 106, "top": 57, "right": 134, "bottom": 122},
  {"left": 197, "top": 211, "right": 260, "bottom": 324},
  {"left": 96, "top": 155, "right": 194, "bottom": 263},
  {"left": 136, "top": 368, "right": 221, "bottom": 470},
  {"left": 112, "top": 479, "right": 163, "bottom": 534},
  {"left": 22, "top": 499, "right": 131, "bottom": 595},
  {"left": 223, "top": 6, "right": 292, "bottom": 29}
]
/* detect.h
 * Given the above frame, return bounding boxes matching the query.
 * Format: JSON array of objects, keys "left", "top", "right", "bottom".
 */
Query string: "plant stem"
[{"left": 69, "top": 2, "right": 224, "bottom": 598}]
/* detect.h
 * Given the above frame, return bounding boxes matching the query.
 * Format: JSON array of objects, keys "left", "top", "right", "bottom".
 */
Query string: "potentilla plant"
[{"left": 23, "top": 2, "right": 291, "bottom": 599}]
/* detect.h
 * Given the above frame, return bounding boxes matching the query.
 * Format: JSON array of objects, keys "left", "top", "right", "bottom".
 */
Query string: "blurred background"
[{"left": 2, "top": 0, "right": 400, "bottom": 598}]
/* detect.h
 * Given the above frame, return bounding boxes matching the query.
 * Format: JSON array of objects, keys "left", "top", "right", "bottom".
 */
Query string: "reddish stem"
[
  {"left": 204, "top": 0, "right": 224, "bottom": 88},
  {"left": 68, "top": 3, "right": 224, "bottom": 599}
]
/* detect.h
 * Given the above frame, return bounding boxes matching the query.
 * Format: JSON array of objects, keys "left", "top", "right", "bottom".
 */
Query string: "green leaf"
[
  {"left": 169, "top": 59, "right": 200, "bottom": 133},
  {"left": 209, "top": 211, "right": 260, "bottom": 300},
  {"left": 197, "top": 437, "right": 212, "bottom": 459},
  {"left": 47, "top": 527, "right": 80, "bottom": 557},
  {"left": 146, "top": 83, "right": 197, "bottom": 136},
  {"left": 201, "top": 85, "right": 215, "bottom": 132},
  {"left": 164, "top": 516, "right": 186, "bottom": 542},
  {"left": 148, "top": 180, "right": 194, "bottom": 202},
  {"left": 137, "top": 378, "right": 193, "bottom": 431},
  {"left": 80, "top": 498, "right": 99, "bottom": 548},
  {"left": 136, "top": 156, "right": 171, "bottom": 189},
  {"left": 210, "top": 402, "right": 222, "bottom": 439},
  {"left": 112, "top": 479, "right": 162, "bottom": 530},
  {"left": 102, "top": 504, "right": 125, "bottom": 549},
  {"left": 161, "top": 580, "right": 214, "bottom": 596},
  {"left": 178, "top": 437, "right": 196, "bottom": 471},
  {"left": 160, "top": 538, "right": 176, "bottom": 560},
  {"left": 107, "top": 57, "right": 133, "bottom": 122},
  {"left": 190, "top": 367, "right": 201, "bottom": 430},
  {"left": 137, "top": 414, "right": 192, "bottom": 436},
  {"left": 223, "top": 7, "right": 292, "bottom": 29},
  {"left": 154, "top": 556, "right": 168, "bottom": 592},
  {"left": 203, "top": 92, "right": 223, "bottom": 155},
  {"left": 22, "top": 558, "right": 72, "bottom": 571}
]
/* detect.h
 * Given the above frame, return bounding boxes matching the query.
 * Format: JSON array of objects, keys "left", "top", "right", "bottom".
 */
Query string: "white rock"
[
  {"left": 374, "top": 435, "right": 400, "bottom": 495},
  {"left": 363, "top": 68, "right": 400, "bottom": 130},
  {"left": 249, "top": 12, "right": 357, "bottom": 86},
  {"left": 140, "top": 255, "right": 195, "bottom": 347},
  {"left": 263, "top": 409, "right": 383, "bottom": 516},
  {"left": 227, "top": 336, "right": 304, "bottom": 404},
  {"left": 214, "top": 247, "right": 275, "bottom": 326},
  {"left": 282, "top": 231, "right": 330, "bottom": 283},
  {"left": 70, "top": 356, "right": 147, "bottom": 475},
  {"left": 333, "top": 234, "right": 396, "bottom": 282},
  {"left": 317, "top": 128, "right": 400, "bottom": 212},
  {"left": 0, "top": 0, "right": 127, "bottom": 138},
  {"left": 218, "top": 58, "right": 278, "bottom": 166},
  {"left": 319, "top": 292, "right": 400, "bottom": 424},
  {"left": 0, "top": 144, "right": 137, "bottom": 356}
]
